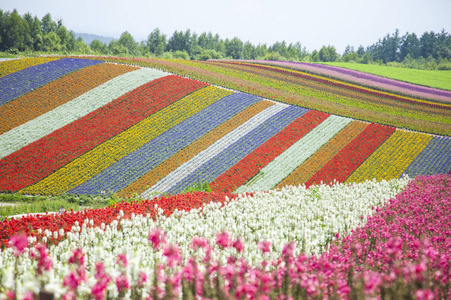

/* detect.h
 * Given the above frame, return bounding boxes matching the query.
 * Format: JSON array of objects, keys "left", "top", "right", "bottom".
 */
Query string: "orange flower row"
[
  {"left": 0, "top": 63, "right": 138, "bottom": 134},
  {"left": 276, "top": 121, "right": 368, "bottom": 189},
  {"left": 117, "top": 100, "right": 274, "bottom": 198}
]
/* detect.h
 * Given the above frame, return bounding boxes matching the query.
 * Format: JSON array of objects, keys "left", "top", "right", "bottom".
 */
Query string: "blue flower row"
[
  {"left": 403, "top": 136, "right": 451, "bottom": 176},
  {"left": 0, "top": 58, "right": 103, "bottom": 106},
  {"left": 167, "top": 105, "right": 309, "bottom": 194},
  {"left": 68, "top": 92, "right": 262, "bottom": 195}
]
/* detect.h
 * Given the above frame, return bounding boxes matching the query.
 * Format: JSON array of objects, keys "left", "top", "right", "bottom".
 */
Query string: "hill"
[
  {"left": 0, "top": 57, "right": 449, "bottom": 198},
  {"left": 74, "top": 32, "right": 115, "bottom": 45}
]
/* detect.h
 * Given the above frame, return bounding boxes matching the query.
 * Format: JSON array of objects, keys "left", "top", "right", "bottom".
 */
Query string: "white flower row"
[
  {"left": 0, "top": 177, "right": 410, "bottom": 297},
  {"left": 0, "top": 67, "right": 168, "bottom": 159},
  {"left": 140, "top": 103, "right": 287, "bottom": 198},
  {"left": 236, "top": 115, "right": 352, "bottom": 193}
]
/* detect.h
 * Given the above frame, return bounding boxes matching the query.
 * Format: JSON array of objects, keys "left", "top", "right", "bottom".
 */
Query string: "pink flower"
[
  {"left": 138, "top": 271, "right": 147, "bottom": 288},
  {"left": 258, "top": 241, "right": 271, "bottom": 254},
  {"left": 5, "top": 290, "right": 14, "bottom": 300},
  {"left": 191, "top": 236, "right": 208, "bottom": 250},
  {"left": 68, "top": 248, "right": 85, "bottom": 266},
  {"left": 216, "top": 230, "right": 230, "bottom": 248},
  {"left": 63, "top": 271, "right": 82, "bottom": 291},
  {"left": 415, "top": 289, "right": 435, "bottom": 300},
  {"left": 9, "top": 233, "right": 28, "bottom": 256},
  {"left": 22, "top": 291, "right": 34, "bottom": 300},
  {"left": 116, "top": 253, "right": 127, "bottom": 268},
  {"left": 148, "top": 228, "right": 166, "bottom": 250},
  {"left": 163, "top": 243, "right": 181, "bottom": 267},
  {"left": 232, "top": 236, "right": 244, "bottom": 253},
  {"left": 116, "top": 274, "right": 130, "bottom": 292},
  {"left": 31, "top": 243, "right": 52, "bottom": 275}
]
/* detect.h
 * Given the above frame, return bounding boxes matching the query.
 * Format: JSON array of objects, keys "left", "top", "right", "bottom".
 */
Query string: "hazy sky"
[{"left": 1, "top": 0, "right": 450, "bottom": 53}]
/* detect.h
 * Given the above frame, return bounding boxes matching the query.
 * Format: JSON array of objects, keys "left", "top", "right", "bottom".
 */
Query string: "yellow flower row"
[
  {"left": 0, "top": 57, "right": 59, "bottom": 77},
  {"left": 345, "top": 129, "right": 433, "bottom": 183},
  {"left": 21, "top": 86, "right": 231, "bottom": 196}
]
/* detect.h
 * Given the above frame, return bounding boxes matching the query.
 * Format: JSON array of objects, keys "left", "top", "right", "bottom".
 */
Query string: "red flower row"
[
  {"left": 0, "top": 191, "right": 250, "bottom": 248},
  {"left": 305, "top": 123, "right": 395, "bottom": 187},
  {"left": 0, "top": 75, "right": 207, "bottom": 192},
  {"left": 211, "top": 110, "right": 330, "bottom": 192}
]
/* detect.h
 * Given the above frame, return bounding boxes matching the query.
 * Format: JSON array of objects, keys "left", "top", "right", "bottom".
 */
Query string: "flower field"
[
  {"left": 0, "top": 57, "right": 450, "bottom": 199},
  {"left": 1, "top": 174, "right": 450, "bottom": 298},
  {"left": 1, "top": 56, "right": 451, "bottom": 299}
]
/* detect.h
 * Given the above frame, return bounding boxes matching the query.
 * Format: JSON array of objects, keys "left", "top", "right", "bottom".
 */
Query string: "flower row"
[
  {"left": 346, "top": 129, "right": 433, "bottom": 183},
  {"left": 1, "top": 75, "right": 202, "bottom": 192},
  {"left": 237, "top": 115, "right": 352, "bottom": 192},
  {"left": 211, "top": 110, "right": 329, "bottom": 192},
  {"left": 68, "top": 86, "right": 236, "bottom": 195},
  {"left": 0, "top": 57, "right": 58, "bottom": 77},
  {"left": 0, "top": 58, "right": 103, "bottom": 106},
  {"left": 130, "top": 100, "right": 274, "bottom": 199},
  {"left": 0, "top": 62, "right": 138, "bottom": 135},
  {"left": 18, "top": 77, "right": 207, "bottom": 196},
  {"left": 0, "top": 68, "right": 168, "bottom": 160}
]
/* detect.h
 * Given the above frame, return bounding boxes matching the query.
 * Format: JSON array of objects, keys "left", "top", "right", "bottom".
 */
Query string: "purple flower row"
[
  {"left": 0, "top": 58, "right": 104, "bottom": 106},
  {"left": 68, "top": 93, "right": 262, "bottom": 195},
  {"left": 167, "top": 105, "right": 309, "bottom": 194},
  {"left": 403, "top": 136, "right": 451, "bottom": 177}
]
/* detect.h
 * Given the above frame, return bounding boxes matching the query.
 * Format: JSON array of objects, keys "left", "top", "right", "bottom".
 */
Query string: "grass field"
[{"left": 322, "top": 62, "right": 451, "bottom": 91}]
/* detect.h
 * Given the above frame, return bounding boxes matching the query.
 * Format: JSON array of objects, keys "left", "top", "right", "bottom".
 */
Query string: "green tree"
[
  {"left": 43, "top": 31, "right": 61, "bottom": 52},
  {"left": 117, "top": 31, "right": 138, "bottom": 55},
  {"left": 225, "top": 37, "right": 243, "bottom": 59},
  {"left": 41, "top": 13, "right": 56, "bottom": 34},
  {"left": 146, "top": 28, "right": 166, "bottom": 56}
]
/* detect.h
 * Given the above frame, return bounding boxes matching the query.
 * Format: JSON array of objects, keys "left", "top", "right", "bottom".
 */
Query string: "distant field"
[{"left": 322, "top": 62, "right": 451, "bottom": 91}]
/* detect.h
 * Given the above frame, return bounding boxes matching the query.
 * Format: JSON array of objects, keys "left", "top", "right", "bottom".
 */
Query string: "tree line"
[{"left": 1, "top": 9, "right": 450, "bottom": 70}]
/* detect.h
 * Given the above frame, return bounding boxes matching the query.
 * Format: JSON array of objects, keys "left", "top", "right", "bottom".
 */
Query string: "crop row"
[
  {"left": 1, "top": 75, "right": 201, "bottom": 192},
  {"left": 0, "top": 58, "right": 103, "bottom": 106},
  {"left": 345, "top": 130, "right": 433, "bottom": 183},
  {"left": 0, "top": 63, "right": 138, "bottom": 135},
  {"left": 211, "top": 110, "right": 329, "bottom": 192},
  {"left": 89, "top": 56, "right": 451, "bottom": 136},
  {"left": 123, "top": 100, "right": 274, "bottom": 198},
  {"left": 19, "top": 77, "right": 207, "bottom": 196},
  {"left": 305, "top": 123, "right": 395, "bottom": 187},
  {"left": 236, "top": 115, "right": 352, "bottom": 192},
  {"left": 276, "top": 121, "right": 368, "bottom": 188},
  {"left": 235, "top": 59, "right": 451, "bottom": 102},
  {"left": 68, "top": 87, "right": 239, "bottom": 195},
  {"left": 0, "top": 57, "right": 58, "bottom": 77},
  {"left": 167, "top": 105, "right": 309, "bottom": 195},
  {"left": 222, "top": 61, "right": 451, "bottom": 110},
  {"left": 403, "top": 136, "right": 451, "bottom": 176},
  {"left": 141, "top": 103, "right": 289, "bottom": 197},
  {"left": 0, "top": 68, "right": 168, "bottom": 160}
]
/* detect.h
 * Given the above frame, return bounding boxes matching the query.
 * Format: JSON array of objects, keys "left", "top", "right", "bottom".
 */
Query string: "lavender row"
[
  {"left": 403, "top": 136, "right": 451, "bottom": 177},
  {"left": 167, "top": 105, "right": 309, "bottom": 194},
  {"left": 0, "top": 58, "right": 104, "bottom": 106},
  {"left": 229, "top": 59, "right": 451, "bottom": 102},
  {"left": 68, "top": 93, "right": 262, "bottom": 195}
]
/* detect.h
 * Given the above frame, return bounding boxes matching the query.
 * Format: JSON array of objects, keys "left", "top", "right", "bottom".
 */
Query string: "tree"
[
  {"left": 146, "top": 28, "right": 166, "bottom": 56},
  {"left": 43, "top": 31, "right": 61, "bottom": 52},
  {"left": 318, "top": 46, "right": 330, "bottom": 62},
  {"left": 41, "top": 13, "right": 56, "bottom": 34},
  {"left": 225, "top": 37, "right": 243, "bottom": 59},
  {"left": 117, "top": 31, "right": 138, "bottom": 55}
]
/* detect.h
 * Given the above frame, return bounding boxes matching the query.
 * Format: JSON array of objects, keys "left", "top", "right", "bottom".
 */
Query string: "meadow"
[{"left": 0, "top": 57, "right": 450, "bottom": 299}]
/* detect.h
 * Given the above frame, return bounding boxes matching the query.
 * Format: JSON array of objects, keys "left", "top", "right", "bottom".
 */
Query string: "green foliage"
[
  {"left": 180, "top": 181, "right": 212, "bottom": 194},
  {"left": 0, "top": 192, "right": 124, "bottom": 220},
  {"left": 172, "top": 50, "right": 190, "bottom": 60}
]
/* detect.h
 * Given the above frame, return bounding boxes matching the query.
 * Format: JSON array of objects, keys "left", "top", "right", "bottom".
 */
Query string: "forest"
[{"left": 1, "top": 9, "right": 451, "bottom": 70}]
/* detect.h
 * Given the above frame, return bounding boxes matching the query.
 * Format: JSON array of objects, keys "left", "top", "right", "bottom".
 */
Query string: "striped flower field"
[{"left": 0, "top": 57, "right": 450, "bottom": 198}]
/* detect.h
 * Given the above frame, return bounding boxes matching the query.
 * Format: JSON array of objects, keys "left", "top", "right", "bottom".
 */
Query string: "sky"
[{"left": 1, "top": 0, "right": 450, "bottom": 53}]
